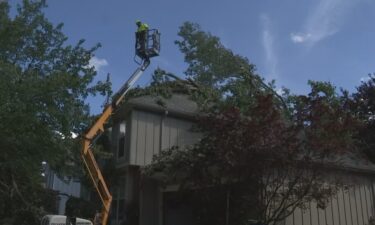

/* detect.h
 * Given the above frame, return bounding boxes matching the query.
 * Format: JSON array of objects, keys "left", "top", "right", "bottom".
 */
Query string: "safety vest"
[{"left": 137, "top": 23, "right": 149, "bottom": 32}]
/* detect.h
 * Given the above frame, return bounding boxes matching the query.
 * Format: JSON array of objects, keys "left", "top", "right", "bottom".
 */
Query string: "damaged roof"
[{"left": 114, "top": 94, "right": 199, "bottom": 120}]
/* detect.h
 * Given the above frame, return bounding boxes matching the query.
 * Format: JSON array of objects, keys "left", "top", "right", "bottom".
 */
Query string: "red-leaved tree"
[{"left": 145, "top": 22, "right": 361, "bottom": 225}]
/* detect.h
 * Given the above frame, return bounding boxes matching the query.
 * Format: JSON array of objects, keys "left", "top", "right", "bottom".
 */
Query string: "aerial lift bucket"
[{"left": 135, "top": 29, "right": 160, "bottom": 65}]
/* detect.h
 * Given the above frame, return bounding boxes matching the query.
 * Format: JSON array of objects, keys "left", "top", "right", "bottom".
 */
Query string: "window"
[
  {"left": 111, "top": 199, "right": 118, "bottom": 221},
  {"left": 110, "top": 177, "right": 126, "bottom": 225},
  {"left": 118, "top": 135, "right": 125, "bottom": 158},
  {"left": 118, "top": 199, "right": 125, "bottom": 221},
  {"left": 117, "top": 122, "right": 126, "bottom": 159}
]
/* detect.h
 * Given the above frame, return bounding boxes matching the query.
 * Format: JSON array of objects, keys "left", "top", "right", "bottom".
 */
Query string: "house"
[
  {"left": 43, "top": 164, "right": 83, "bottom": 215},
  {"left": 42, "top": 131, "right": 92, "bottom": 216},
  {"left": 108, "top": 92, "right": 375, "bottom": 225},
  {"left": 108, "top": 93, "right": 200, "bottom": 225}
]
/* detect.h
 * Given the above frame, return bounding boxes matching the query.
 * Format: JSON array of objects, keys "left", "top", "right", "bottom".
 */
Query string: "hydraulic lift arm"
[{"left": 81, "top": 59, "right": 150, "bottom": 225}]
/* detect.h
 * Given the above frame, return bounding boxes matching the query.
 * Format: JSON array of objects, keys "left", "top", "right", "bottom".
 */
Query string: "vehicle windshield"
[{"left": 41, "top": 217, "right": 50, "bottom": 225}]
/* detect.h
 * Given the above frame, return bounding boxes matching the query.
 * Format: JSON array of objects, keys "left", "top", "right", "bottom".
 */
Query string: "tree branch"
[{"left": 11, "top": 173, "right": 29, "bottom": 207}]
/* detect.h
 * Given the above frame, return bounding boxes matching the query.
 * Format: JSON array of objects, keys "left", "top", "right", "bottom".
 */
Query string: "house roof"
[
  {"left": 325, "top": 153, "right": 375, "bottom": 175},
  {"left": 114, "top": 94, "right": 199, "bottom": 121}
]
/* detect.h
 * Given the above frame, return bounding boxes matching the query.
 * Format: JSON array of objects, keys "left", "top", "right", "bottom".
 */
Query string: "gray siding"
[
  {"left": 285, "top": 177, "right": 375, "bottom": 225},
  {"left": 45, "top": 170, "right": 81, "bottom": 215},
  {"left": 128, "top": 110, "right": 200, "bottom": 166}
]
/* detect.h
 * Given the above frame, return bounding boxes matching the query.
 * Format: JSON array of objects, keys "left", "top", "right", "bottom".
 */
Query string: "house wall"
[
  {"left": 127, "top": 109, "right": 200, "bottom": 166},
  {"left": 155, "top": 173, "right": 375, "bottom": 225},
  {"left": 139, "top": 178, "right": 161, "bottom": 225},
  {"left": 285, "top": 174, "right": 375, "bottom": 225},
  {"left": 45, "top": 169, "right": 81, "bottom": 215},
  {"left": 111, "top": 106, "right": 375, "bottom": 225},
  {"left": 110, "top": 108, "right": 200, "bottom": 225}
]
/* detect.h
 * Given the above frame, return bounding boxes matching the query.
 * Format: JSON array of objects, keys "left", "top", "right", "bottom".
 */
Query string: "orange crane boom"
[
  {"left": 80, "top": 27, "right": 159, "bottom": 225},
  {"left": 81, "top": 59, "right": 151, "bottom": 225},
  {"left": 81, "top": 103, "right": 113, "bottom": 225}
]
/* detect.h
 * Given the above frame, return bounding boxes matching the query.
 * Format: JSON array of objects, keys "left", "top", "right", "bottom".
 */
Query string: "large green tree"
[
  {"left": 0, "top": 1, "right": 110, "bottom": 224},
  {"left": 351, "top": 74, "right": 375, "bottom": 161},
  {"left": 174, "top": 22, "right": 285, "bottom": 112},
  {"left": 145, "top": 22, "right": 361, "bottom": 225}
]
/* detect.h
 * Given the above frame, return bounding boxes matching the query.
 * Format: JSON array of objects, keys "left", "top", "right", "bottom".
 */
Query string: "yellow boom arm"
[{"left": 81, "top": 59, "right": 150, "bottom": 225}]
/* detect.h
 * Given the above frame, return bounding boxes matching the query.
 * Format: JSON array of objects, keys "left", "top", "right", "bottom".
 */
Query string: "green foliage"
[
  {"left": 351, "top": 74, "right": 375, "bottom": 161},
  {"left": 175, "top": 22, "right": 254, "bottom": 88},
  {"left": 175, "top": 22, "right": 287, "bottom": 114},
  {"left": 288, "top": 81, "right": 361, "bottom": 157},
  {"left": 0, "top": 1, "right": 111, "bottom": 224}
]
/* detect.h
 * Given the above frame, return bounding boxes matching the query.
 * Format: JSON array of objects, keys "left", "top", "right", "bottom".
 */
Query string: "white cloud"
[
  {"left": 261, "top": 14, "right": 278, "bottom": 80},
  {"left": 89, "top": 56, "right": 108, "bottom": 71},
  {"left": 360, "top": 76, "right": 371, "bottom": 83},
  {"left": 291, "top": 0, "right": 360, "bottom": 46},
  {"left": 290, "top": 33, "right": 312, "bottom": 43}
]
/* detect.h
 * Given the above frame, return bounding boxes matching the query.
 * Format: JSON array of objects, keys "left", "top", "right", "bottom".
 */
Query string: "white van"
[{"left": 41, "top": 215, "right": 93, "bottom": 225}]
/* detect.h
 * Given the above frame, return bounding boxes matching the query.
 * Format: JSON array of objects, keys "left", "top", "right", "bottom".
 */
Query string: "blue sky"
[{"left": 9, "top": 0, "right": 375, "bottom": 114}]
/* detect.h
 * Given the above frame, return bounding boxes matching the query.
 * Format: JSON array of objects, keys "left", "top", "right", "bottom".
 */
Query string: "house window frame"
[
  {"left": 117, "top": 121, "right": 126, "bottom": 160},
  {"left": 110, "top": 177, "right": 126, "bottom": 225}
]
